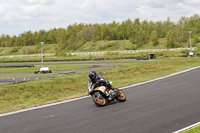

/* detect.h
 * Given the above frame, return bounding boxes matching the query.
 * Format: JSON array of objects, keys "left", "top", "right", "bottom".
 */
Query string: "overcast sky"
[{"left": 0, "top": 0, "right": 200, "bottom": 36}]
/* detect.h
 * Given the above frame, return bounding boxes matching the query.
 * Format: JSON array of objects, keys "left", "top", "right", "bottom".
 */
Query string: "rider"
[{"left": 88, "top": 71, "right": 114, "bottom": 97}]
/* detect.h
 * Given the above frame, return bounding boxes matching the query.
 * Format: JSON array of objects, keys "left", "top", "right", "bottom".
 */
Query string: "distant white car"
[
  {"left": 34, "top": 67, "right": 52, "bottom": 74},
  {"left": 189, "top": 52, "right": 194, "bottom": 56}
]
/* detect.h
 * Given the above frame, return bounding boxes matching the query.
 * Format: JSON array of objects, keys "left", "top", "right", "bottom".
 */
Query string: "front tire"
[
  {"left": 92, "top": 92, "right": 107, "bottom": 106},
  {"left": 115, "top": 89, "right": 126, "bottom": 102}
]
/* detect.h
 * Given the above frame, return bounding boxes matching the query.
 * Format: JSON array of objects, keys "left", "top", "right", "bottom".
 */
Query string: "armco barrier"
[
  {"left": 69, "top": 48, "right": 195, "bottom": 56},
  {"left": 0, "top": 54, "right": 54, "bottom": 58},
  {"left": 0, "top": 48, "right": 195, "bottom": 58}
]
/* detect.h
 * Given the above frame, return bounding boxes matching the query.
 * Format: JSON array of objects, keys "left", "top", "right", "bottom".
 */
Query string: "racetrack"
[
  {"left": 0, "top": 67, "right": 200, "bottom": 133},
  {"left": 0, "top": 60, "right": 148, "bottom": 84}
]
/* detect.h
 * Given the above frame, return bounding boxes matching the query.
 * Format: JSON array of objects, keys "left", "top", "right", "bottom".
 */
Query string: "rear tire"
[
  {"left": 92, "top": 92, "right": 107, "bottom": 106},
  {"left": 115, "top": 89, "right": 126, "bottom": 102}
]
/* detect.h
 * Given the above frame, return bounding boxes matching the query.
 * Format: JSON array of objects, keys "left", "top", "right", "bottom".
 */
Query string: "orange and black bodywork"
[{"left": 89, "top": 81, "right": 126, "bottom": 106}]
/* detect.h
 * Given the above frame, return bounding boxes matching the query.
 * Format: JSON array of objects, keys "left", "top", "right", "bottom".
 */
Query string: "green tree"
[
  {"left": 166, "top": 30, "right": 175, "bottom": 48},
  {"left": 150, "top": 30, "right": 159, "bottom": 46},
  {"left": 132, "top": 18, "right": 141, "bottom": 45},
  {"left": 155, "top": 22, "right": 163, "bottom": 38},
  {"left": 162, "top": 17, "right": 175, "bottom": 37},
  {"left": 176, "top": 16, "right": 189, "bottom": 42},
  {"left": 139, "top": 20, "right": 149, "bottom": 44},
  {"left": 100, "top": 24, "right": 109, "bottom": 40},
  {"left": 0, "top": 14, "right": 200, "bottom": 50},
  {"left": 195, "top": 43, "right": 200, "bottom": 54},
  {"left": 47, "top": 28, "right": 57, "bottom": 44}
]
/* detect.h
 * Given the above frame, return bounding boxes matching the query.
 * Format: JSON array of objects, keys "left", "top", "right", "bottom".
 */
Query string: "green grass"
[
  {"left": 0, "top": 50, "right": 185, "bottom": 63},
  {"left": 0, "top": 39, "right": 190, "bottom": 55},
  {"left": 0, "top": 64, "right": 92, "bottom": 75},
  {"left": 0, "top": 67, "right": 19, "bottom": 70},
  {"left": 0, "top": 57, "right": 200, "bottom": 113},
  {"left": 183, "top": 125, "right": 200, "bottom": 133},
  {"left": 0, "top": 73, "right": 58, "bottom": 79},
  {"left": 77, "top": 40, "right": 135, "bottom": 51},
  {"left": 137, "top": 38, "right": 167, "bottom": 50},
  {"left": 99, "top": 57, "right": 200, "bottom": 87}
]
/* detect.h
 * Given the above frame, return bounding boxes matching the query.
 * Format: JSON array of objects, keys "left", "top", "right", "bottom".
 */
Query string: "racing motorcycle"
[{"left": 88, "top": 81, "right": 126, "bottom": 106}]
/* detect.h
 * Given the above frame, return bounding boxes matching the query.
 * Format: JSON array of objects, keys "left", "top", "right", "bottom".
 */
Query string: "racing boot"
[
  {"left": 105, "top": 89, "right": 113, "bottom": 101},
  {"left": 108, "top": 89, "right": 115, "bottom": 101},
  {"left": 105, "top": 90, "right": 110, "bottom": 97},
  {"left": 108, "top": 94, "right": 113, "bottom": 101}
]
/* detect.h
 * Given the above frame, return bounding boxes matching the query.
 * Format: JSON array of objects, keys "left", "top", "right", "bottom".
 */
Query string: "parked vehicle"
[{"left": 34, "top": 67, "right": 52, "bottom": 74}]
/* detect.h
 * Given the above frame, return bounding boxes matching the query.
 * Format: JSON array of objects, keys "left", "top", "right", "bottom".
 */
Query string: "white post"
[
  {"left": 189, "top": 31, "right": 192, "bottom": 52},
  {"left": 40, "top": 42, "right": 45, "bottom": 67},
  {"left": 188, "top": 31, "right": 193, "bottom": 56}
]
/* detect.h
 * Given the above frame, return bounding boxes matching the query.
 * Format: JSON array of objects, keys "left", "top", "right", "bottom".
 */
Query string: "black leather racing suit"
[{"left": 88, "top": 75, "right": 113, "bottom": 94}]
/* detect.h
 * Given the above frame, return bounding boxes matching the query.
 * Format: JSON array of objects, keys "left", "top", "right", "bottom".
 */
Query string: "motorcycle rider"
[{"left": 88, "top": 71, "right": 114, "bottom": 99}]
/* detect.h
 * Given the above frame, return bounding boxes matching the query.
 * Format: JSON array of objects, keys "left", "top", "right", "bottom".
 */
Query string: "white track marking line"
[
  {"left": 0, "top": 96, "right": 90, "bottom": 117},
  {"left": 173, "top": 122, "right": 200, "bottom": 133},
  {"left": 0, "top": 66, "right": 200, "bottom": 118},
  {"left": 120, "top": 66, "right": 200, "bottom": 90}
]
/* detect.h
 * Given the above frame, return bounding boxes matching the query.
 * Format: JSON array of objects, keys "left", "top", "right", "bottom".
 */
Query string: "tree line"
[{"left": 0, "top": 14, "right": 200, "bottom": 50}]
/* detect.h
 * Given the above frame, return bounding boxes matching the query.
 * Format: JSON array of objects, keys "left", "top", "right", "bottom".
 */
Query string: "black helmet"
[{"left": 88, "top": 71, "right": 96, "bottom": 80}]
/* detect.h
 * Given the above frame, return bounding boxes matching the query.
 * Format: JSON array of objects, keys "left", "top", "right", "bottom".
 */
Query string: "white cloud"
[
  {"left": 186, "top": 0, "right": 200, "bottom": 4},
  {"left": 0, "top": 3, "right": 8, "bottom": 14},
  {"left": 23, "top": 0, "right": 55, "bottom": 5},
  {"left": 0, "top": 0, "right": 199, "bottom": 36}
]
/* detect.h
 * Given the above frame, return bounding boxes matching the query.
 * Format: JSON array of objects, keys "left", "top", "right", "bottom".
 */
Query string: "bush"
[
  {"left": 55, "top": 51, "right": 66, "bottom": 57},
  {"left": 195, "top": 43, "right": 200, "bottom": 54},
  {"left": 157, "top": 52, "right": 164, "bottom": 56},
  {"left": 174, "top": 42, "right": 182, "bottom": 48},
  {"left": 135, "top": 53, "right": 149, "bottom": 58},
  {"left": 194, "top": 35, "right": 200, "bottom": 43},
  {"left": 181, "top": 49, "right": 190, "bottom": 55},
  {"left": 11, "top": 47, "right": 21, "bottom": 53},
  {"left": 124, "top": 44, "right": 137, "bottom": 50},
  {"left": 101, "top": 43, "right": 112, "bottom": 50}
]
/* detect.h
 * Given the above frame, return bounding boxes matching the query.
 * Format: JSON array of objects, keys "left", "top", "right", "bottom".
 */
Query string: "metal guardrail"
[
  {"left": 0, "top": 48, "right": 195, "bottom": 58},
  {"left": 0, "top": 54, "right": 54, "bottom": 58},
  {"left": 69, "top": 48, "right": 195, "bottom": 56}
]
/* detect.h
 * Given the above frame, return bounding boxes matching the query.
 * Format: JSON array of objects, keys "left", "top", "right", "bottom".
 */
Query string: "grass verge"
[
  {"left": 0, "top": 64, "right": 92, "bottom": 74},
  {"left": 0, "top": 51, "right": 183, "bottom": 62},
  {"left": 0, "top": 57, "right": 200, "bottom": 113},
  {"left": 183, "top": 125, "right": 200, "bottom": 133}
]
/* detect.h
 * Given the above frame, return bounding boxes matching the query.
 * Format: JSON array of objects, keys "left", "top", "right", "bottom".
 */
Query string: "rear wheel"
[
  {"left": 115, "top": 89, "right": 126, "bottom": 102},
  {"left": 92, "top": 92, "right": 107, "bottom": 106}
]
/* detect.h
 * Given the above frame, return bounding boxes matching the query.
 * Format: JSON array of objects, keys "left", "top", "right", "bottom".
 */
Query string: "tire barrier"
[
  {"left": 0, "top": 64, "right": 34, "bottom": 67},
  {"left": 0, "top": 75, "right": 59, "bottom": 85}
]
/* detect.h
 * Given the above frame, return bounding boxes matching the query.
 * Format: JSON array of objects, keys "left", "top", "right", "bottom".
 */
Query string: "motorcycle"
[{"left": 88, "top": 81, "right": 126, "bottom": 106}]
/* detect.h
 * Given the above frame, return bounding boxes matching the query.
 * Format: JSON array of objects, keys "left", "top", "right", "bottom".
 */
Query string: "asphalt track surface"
[{"left": 0, "top": 67, "right": 200, "bottom": 133}]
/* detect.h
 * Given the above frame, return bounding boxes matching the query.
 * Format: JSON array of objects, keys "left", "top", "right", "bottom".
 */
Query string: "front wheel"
[
  {"left": 115, "top": 89, "right": 126, "bottom": 102},
  {"left": 92, "top": 92, "right": 107, "bottom": 106}
]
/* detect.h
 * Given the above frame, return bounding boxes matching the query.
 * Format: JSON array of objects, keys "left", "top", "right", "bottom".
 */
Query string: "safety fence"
[
  {"left": 69, "top": 48, "right": 195, "bottom": 56},
  {"left": 0, "top": 48, "right": 195, "bottom": 58},
  {"left": 0, "top": 54, "right": 54, "bottom": 58}
]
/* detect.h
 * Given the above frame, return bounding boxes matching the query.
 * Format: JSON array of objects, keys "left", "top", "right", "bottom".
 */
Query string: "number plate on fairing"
[{"left": 95, "top": 86, "right": 106, "bottom": 92}]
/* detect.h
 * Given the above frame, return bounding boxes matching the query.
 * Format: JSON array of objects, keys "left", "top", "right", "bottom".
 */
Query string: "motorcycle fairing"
[{"left": 94, "top": 86, "right": 106, "bottom": 93}]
